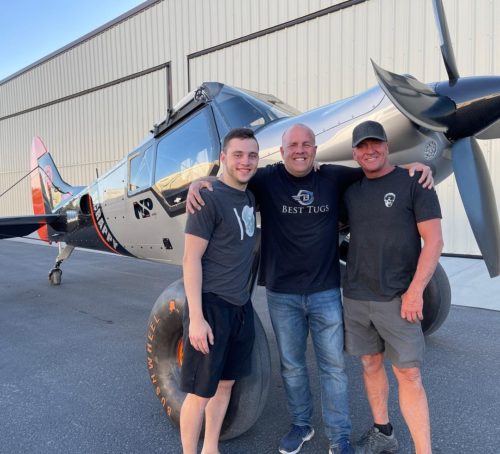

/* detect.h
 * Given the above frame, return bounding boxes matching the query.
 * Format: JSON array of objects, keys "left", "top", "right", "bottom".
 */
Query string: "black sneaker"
[
  {"left": 355, "top": 427, "right": 399, "bottom": 453},
  {"left": 278, "top": 424, "right": 315, "bottom": 454},
  {"left": 329, "top": 438, "right": 355, "bottom": 454}
]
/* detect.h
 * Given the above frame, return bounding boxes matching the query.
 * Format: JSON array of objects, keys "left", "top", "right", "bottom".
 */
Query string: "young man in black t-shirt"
[
  {"left": 180, "top": 128, "right": 259, "bottom": 454},
  {"left": 343, "top": 121, "right": 443, "bottom": 454}
]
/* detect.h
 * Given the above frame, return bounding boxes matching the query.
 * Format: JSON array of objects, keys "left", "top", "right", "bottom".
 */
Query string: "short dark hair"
[{"left": 222, "top": 128, "right": 258, "bottom": 152}]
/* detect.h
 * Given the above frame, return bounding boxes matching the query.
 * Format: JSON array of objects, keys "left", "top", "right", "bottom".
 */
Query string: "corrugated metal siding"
[
  {"left": 165, "top": 0, "right": 348, "bottom": 102},
  {"left": 0, "top": 68, "right": 168, "bottom": 215},
  {"left": 0, "top": 4, "right": 166, "bottom": 117},
  {"left": 188, "top": 0, "right": 451, "bottom": 107},
  {"left": 0, "top": 0, "right": 347, "bottom": 115},
  {"left": 1, "top": 0, "right": 500, "bottom": 255}
]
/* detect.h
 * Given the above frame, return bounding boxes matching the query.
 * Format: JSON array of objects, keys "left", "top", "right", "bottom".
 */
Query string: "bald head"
[
  {"left": 280, "top": 123, "right": 317, "bottom": 177},
  {"left": 282, "top": 123, "right": 316, "bottom": 146}
]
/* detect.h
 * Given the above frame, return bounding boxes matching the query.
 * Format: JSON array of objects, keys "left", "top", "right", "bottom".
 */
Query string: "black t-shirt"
[
  {"left": 249, "top": 163, "right": 362, "bottom": 293},
  {"left": 343, "top": 166, "right": 442, "bottom": 301},
  {"left": 185, "top": 180, "right": 257, "bottom": 306}
]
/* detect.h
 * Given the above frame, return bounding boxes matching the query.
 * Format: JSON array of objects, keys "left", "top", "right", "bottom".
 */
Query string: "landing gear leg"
[{"left": 48, "top": 243, "right": 75, "bottom": 286}]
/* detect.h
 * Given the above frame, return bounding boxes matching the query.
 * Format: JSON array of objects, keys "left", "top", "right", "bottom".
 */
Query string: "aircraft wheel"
[
  {"left": 146, "top": 278, "right": 271, "bottom": 440},
  {"left": 421, "top": 262, "right": 451, "bottom": 335},
  {"left": 48, "top": 268, "right": 62, "bottom": 286}
]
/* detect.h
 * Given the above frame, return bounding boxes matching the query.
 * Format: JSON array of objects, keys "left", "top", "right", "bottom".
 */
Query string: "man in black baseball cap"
[
  {"left": 349, "top": 121, "right": 392, "bottom": 179},
  {"left": 343, "top": 120, "right": 443, "bottom": 454}
]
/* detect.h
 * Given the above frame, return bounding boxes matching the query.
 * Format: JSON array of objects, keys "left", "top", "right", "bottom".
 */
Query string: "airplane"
[{"left": 1, "top": 0, "right": 499, "bottom": 441}]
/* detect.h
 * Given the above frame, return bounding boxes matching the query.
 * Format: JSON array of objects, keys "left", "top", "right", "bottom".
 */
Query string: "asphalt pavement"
[{"left": 1, "top": 240, "right": 499, "bottom": 453}]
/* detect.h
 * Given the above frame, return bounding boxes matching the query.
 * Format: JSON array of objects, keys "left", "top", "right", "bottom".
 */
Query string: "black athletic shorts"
[{"left": 180, "top": 292, "right": 255, "bottom": 398}]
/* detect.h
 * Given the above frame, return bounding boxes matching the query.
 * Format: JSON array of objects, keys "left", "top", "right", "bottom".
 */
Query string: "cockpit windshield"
[{"left": 212, "top": 85, "right": 300, "bottom": 131}]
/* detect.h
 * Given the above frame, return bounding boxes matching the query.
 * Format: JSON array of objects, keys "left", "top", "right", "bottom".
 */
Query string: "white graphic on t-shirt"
[
  {"left": 292, "top": 189, "right": 314, "bottom": 206},
  {"left": 384, "top": 192, "right": 396, "bottom": 208},
  {"left": 233, "top": 205, "right": 255, "bottom": 240},
  {"left": 242, "top": 205, "right": 255, "bottom": 237}
]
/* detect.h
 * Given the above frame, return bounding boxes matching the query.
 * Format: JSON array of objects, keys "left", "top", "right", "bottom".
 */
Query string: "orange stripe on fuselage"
[{"left": 31, "top": 137, "right": 49, "bottom": 242}]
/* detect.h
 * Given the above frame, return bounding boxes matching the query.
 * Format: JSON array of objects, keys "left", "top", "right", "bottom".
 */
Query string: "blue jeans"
[{"left": 266, "top": 288, "right": 351, "bottom": 445}]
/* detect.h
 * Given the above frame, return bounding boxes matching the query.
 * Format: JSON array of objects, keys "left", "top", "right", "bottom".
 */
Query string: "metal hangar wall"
[{"left": 0, "top": 0, "right": 499, "bottom": 256}]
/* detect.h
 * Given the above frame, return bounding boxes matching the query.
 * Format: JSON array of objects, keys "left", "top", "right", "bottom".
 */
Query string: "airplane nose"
[{"left": 436, "top": 76, "right": 500, "bottom": 141}]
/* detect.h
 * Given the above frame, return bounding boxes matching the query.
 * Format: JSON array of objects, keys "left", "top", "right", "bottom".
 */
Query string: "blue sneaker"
[
  {"left": 329, "top": 439, "right": 355, "bottom": 454},
  {"left": 279, "top": 424, "right": 315, "bottom": 454}
]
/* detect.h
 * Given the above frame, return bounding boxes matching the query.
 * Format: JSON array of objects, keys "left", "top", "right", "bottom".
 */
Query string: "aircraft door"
[
  {"left": 119, "top": 106, "right": 221, "bottom": 263},
  {"left": 118, "top": 144, "right": 171, "bottom": 260}
]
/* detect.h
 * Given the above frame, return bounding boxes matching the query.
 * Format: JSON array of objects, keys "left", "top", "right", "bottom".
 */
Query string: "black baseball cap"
[{"left": 352, "top": 121, "right": 387, "bottom": 147}]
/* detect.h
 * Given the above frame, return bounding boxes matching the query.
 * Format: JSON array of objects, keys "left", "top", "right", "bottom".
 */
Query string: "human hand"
[
  {"left": 400, "top": 289, "right": 424, "bottom": 323},
  {"left": 407, "top": 162, "right": 434, "bottom": 189},
  {"left": 186, "top": 180, "right": 213, "bottom": 214},
  {"left": 188, "top": 317, "right": 214, "bottom": 354}
]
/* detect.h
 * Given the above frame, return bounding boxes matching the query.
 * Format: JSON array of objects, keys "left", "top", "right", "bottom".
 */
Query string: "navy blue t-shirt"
[{"left": 249, "top": 163, "right": 362, "bottom": 293}]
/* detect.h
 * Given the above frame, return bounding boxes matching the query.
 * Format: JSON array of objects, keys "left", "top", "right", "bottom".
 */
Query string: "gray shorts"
[{"left": 343, "top": 296, "right": 425, "bottom": 368}]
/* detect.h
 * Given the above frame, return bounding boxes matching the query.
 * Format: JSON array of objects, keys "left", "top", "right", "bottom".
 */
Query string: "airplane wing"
[{"left": 0, "top": 214, "right": 62, "bottom": 239}]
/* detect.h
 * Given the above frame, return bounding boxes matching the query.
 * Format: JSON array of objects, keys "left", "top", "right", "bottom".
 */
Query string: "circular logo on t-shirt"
[{"left": 292, "top": 190, "right": 314, "bottom": 206}]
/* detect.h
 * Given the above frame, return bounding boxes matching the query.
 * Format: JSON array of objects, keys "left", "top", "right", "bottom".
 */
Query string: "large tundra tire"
[
  {"left": 421, "top": 262, "right": 451, "bottom": 335},
  {"left": 145, "top": 278, "right": 271, "bottom": 440}
]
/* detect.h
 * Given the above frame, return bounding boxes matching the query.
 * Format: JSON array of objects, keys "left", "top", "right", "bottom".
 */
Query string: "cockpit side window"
[
  {"left": 128, "top": 145, "right": 154, "bottom": 194},
  {"left": 154, "top": 107, "right": 220, "bottom": 209}
]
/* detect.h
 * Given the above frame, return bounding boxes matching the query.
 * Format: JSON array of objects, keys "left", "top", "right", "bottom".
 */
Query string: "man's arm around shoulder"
[
  {"left": 399, "top": 163, "right": 434, "bottom": 189},
  {"left": 186, "top": 167, "right": 264, "bottom": 214},
  {"left": 400, "top": 218, "right": 444, "bottom": 323},
  {"left": 186, "top": 176, "right": 217, "bottom": 214},
  {"left": 183, "top": 233, "right": 214, "bottom": 354}
]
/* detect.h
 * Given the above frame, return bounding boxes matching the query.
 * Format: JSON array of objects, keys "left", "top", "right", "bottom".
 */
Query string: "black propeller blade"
[
  {"left": 452, "top": 138, "right": 500, "bottom": 277},
  {"left": 371, "top": 60, "right": 454, "bottom": 132},
  {"left": 432, "top": 0, "right": 460, "bottom": 82},
  {"left": 475, "top": 119, "right": 500, "bottom": 141}
]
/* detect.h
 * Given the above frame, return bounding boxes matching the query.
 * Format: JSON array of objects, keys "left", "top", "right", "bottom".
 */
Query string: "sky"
[{"left": 0, "top": 0, "right": 145, "bottom": 81}]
